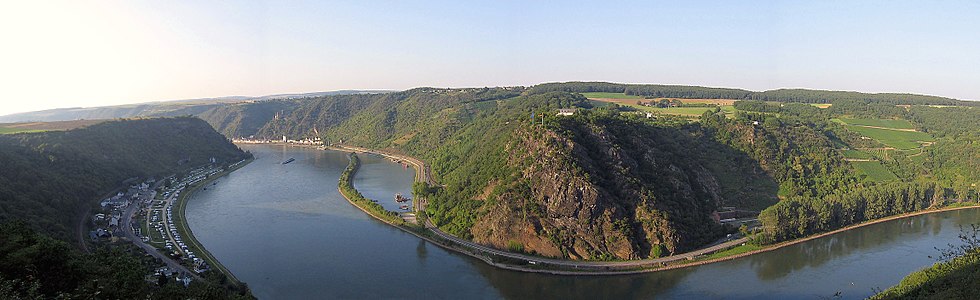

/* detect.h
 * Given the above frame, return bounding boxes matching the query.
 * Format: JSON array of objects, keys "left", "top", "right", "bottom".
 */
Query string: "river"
[{"left": 186, "top": 144, "right": 980, "bottom": 299}]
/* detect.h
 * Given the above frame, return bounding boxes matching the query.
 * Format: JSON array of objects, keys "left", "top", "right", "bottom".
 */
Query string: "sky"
[{"left": 1, "top": 0, "right": 979, "bottom": 116}]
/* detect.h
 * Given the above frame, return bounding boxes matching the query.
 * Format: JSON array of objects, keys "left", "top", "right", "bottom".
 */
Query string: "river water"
[{"left": 186, "top": 145, "right": 980, "bottom": 299}]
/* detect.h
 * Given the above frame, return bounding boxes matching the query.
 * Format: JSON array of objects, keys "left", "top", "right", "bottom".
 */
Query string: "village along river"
[{"left": 185, "top": 144, "right": 980, "bottom": 299}]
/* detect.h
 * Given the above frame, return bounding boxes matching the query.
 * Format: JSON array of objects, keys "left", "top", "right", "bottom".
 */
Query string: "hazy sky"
[{"left": 2, "top": 1, "right": 979, "bottom": 116}]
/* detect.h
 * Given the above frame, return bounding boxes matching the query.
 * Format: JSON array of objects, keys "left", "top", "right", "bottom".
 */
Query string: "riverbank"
[
  {"left": 173, "top": 157, "right": 254, "bottom": 285},
  {"left": 328, "top": 144, "right": 980, "bottom": 275}
]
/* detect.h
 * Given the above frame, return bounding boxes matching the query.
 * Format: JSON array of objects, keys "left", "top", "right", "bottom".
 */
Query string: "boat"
[
  {"left": 394, "top": 193, "right": 411, "bottom": 203},
  {"left": 281, "top": 158, "right": 295, "bottom": 164},
  {"left": 399, "top": 205, "right": 409, "bottom": 210}
]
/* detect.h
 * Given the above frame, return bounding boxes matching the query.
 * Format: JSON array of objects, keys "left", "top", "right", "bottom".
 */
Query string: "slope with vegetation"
[
  {"left": 0, "top": 117, "right": 252, "bottom": 298},
  {"left": 0, "top": 117, "right": 248, "bottom": 240}
]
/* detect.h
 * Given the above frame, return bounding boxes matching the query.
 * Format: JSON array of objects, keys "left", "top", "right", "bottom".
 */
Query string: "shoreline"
[
  {"left": 173, "top": 157, "right": 254, "bottom": 284},
  {"left": 325, "top": 143, "right": 980, "bottom": 275}
]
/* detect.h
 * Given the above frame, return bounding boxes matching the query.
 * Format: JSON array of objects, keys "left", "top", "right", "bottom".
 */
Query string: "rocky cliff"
[{"left": 471, "top": 114, "right": 776, "bottom": 259}]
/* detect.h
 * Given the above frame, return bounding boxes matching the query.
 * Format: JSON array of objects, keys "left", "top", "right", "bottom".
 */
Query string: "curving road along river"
[{"left": 186, "top": 144, "right": 980, "bottom": 299}]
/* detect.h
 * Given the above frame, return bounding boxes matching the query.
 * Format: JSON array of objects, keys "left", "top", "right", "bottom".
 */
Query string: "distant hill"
[
  {"left": 528, "top": 82, "right": 980, "bottom": 106},
  {"left": 0, "top": 90, "right": 393, "bottom": 123}
]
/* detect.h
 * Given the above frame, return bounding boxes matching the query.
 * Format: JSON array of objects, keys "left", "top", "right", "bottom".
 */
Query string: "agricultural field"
[
  {"left": 587, "top": 95, "right": 738, "bottom": 117},
  {"left": 838, "top": 118, "right": 916, "bottom": 130},
  {"left": 641, "top": 106, "right": 737, "bottom": 117},
  {"left": 580, "top": 92, "right": 643, "bottom": 99},
  {"left": 845, "top": 126, "right": 933, "bottom": 150},
  {"left": 851, "top": 160, "right": 899, "bottom": 182},
  {"left": 834, "top": 118, "right": 934, "bottom": 150},
  {"left": 0, "top": 119, "right": 107, "bottom": 134},
  {"left": 648, "top": 98, "right": 738, "bottom": 106},
  {"left": 0, "top": 127, "right": 44, "bottom": 134},
  {"left": 841, "top": 149, "right": 872, "bottom": 159}
]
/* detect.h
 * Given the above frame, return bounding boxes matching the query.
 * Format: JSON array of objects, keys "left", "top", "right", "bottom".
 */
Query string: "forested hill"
[
  {"left": 0, "top": 117, "right": 248, "bottom": 240},
  {"left": 528, "top": 82, "right": 979, "bottom": 106}
]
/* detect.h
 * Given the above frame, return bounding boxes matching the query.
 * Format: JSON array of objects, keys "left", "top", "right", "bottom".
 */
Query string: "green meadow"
[
  {"left": 845, "top": 126, "right": 933, "bottom": 150},
  {"left": 851, "top": 160, "right": 899, "bottom": 182},
  {"left": 838, "top": 118, "right": 916, "bottom": 130}
]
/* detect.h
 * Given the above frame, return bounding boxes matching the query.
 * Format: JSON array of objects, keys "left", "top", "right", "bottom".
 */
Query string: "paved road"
[
  {"left": 424, "top": 217, "right": 748, "bottom": 269},
  {"left": 335, "top": 145, "right": 751, "bottom": 271},
  {"left": 121, "top": 186, "right": 200, "bottom": 279}
]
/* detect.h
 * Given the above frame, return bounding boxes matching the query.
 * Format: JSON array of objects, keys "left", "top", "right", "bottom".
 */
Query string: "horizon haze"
[{"left": 2, "top": 1, "right": 980, "bottom": 116}]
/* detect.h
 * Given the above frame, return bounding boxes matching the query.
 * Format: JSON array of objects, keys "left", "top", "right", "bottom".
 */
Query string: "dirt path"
[
  {"left": 76, "top": 207, "right": 92, "bottom": 253},
  {"left": 850, "top": 124, "right": 919, "bottom": 132}
]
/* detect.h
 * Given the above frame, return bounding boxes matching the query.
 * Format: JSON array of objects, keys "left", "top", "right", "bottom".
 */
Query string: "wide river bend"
[{"left": 186, "top": 145, "right": 980, "bottom": 299}]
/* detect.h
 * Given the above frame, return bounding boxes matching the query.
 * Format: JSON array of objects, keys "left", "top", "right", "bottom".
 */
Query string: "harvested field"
[{"left": 0, "top": 119, "right": 108, "bottom": 134}]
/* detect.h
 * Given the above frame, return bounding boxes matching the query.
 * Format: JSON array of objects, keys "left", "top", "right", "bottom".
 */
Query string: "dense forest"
[
  {"left": 0, "top": 117, "right": 248, "bottom": 240},
  {"left": 0, "top": 221, "right": 252, "bottom": 299}
]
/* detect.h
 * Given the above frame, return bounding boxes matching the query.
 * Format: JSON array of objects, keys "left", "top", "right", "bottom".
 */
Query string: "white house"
[{"left": 557, "top": 108, "right": 576, "bottom": 116}]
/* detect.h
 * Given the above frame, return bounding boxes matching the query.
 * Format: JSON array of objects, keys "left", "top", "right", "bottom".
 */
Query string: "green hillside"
[
  {"left": 0, "top": 117, "right": 248, "bottom": 240},
  {"left": 851, "top": 160, "right": 899, "bottom": 182},
  {"left": 838, "top": 118, "right": 916, "bottom": 129}
]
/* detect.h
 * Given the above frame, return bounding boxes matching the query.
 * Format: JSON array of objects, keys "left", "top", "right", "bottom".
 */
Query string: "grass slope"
[
  {"left": 841, "top": 149, "right": 872, "bottom": 159},
  {"left": 846, "top": 126, "right": 934, "bottom": 150},
  {"left": 0, "top": 127, "right": 45, "bottom": 134},
  {"left": 851, "top": 160, "right": 899, "bottom": 182},
  {"left": 839, "top": 118, "right": 916, "bottom": 129}
]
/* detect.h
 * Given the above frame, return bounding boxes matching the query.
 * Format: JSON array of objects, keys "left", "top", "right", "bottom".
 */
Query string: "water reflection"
[
  {"left": 751, "top": 217, "right": 920, "bottom": 280},
  {"left": 473, "top": 263, "right": 692, "bottom": 300},
  {"left": 469, "top": 207, "right": 979, "bottom": 299},
  {"left": 417, "top": 240, "right": 428, "bottom": 262}
]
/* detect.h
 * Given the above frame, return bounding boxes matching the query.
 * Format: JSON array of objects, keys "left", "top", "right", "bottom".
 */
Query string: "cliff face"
[
  {"left": 197, "top": 100, "right": 298, "bottom": 138},
  {"left": 470, "top": 116, "right": 775, "bottom": 260}
]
